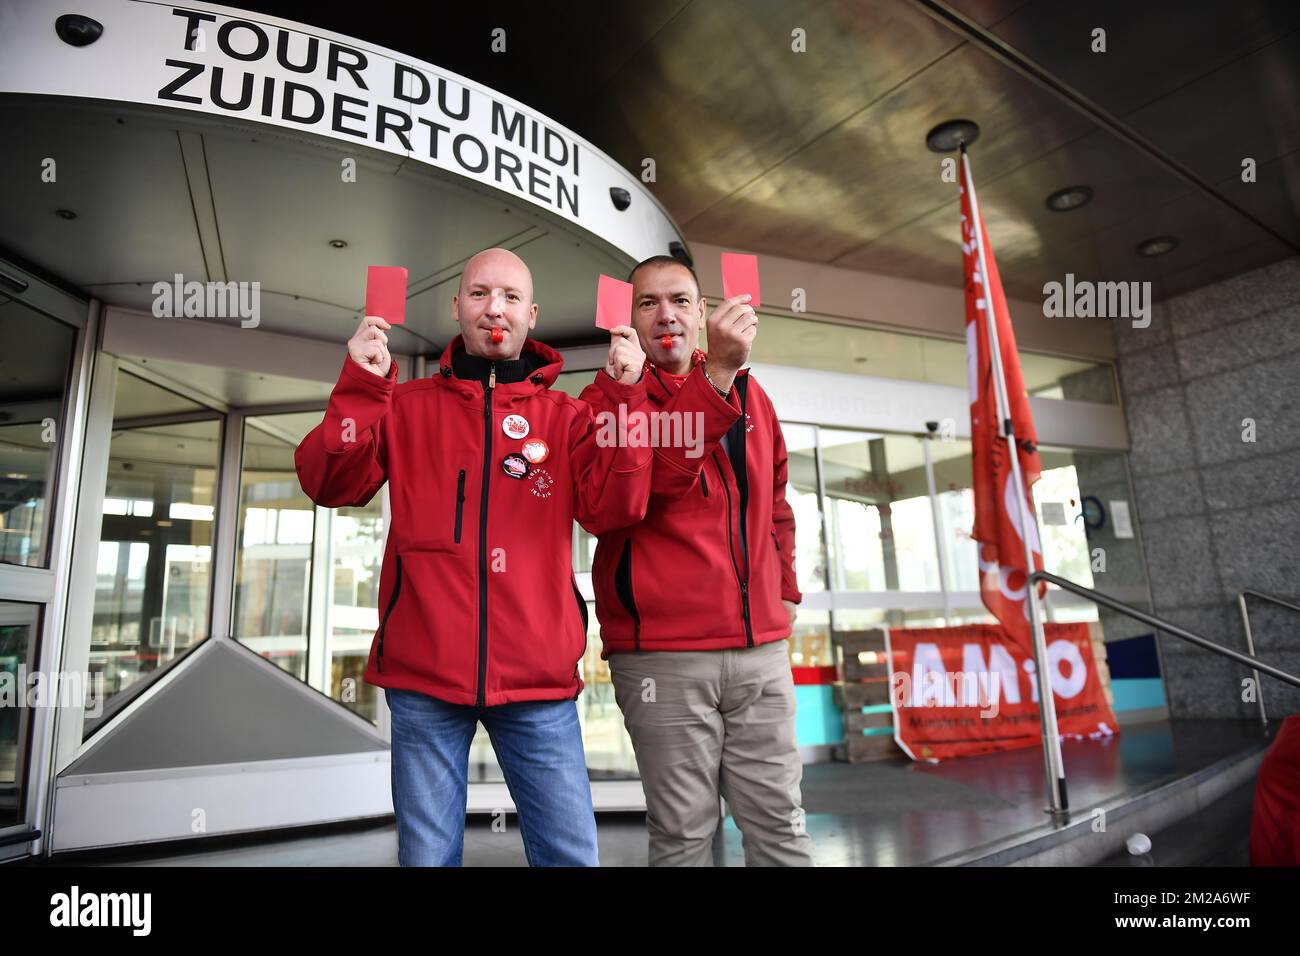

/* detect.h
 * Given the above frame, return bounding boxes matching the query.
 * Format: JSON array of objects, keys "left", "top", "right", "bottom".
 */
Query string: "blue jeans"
[{"left": 385, "top": 688, "right": 599, "bottom": 866}]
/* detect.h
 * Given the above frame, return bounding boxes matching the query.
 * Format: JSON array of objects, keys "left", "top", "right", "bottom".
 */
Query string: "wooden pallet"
[
  {"left": 835, "top": 628, "right": 890, "bottom": 681},
  {"left": 832, "top": 629, "right": 900, "bottom": 763},
  {"left": 1088, "top": 621, "right": 1115, "bottom": 709},
  {"left": 832, "top": 734, "right": 900, "bottom": 763},
  {"left": 832, "top": 680, "right": 892, "bottom": 709}
]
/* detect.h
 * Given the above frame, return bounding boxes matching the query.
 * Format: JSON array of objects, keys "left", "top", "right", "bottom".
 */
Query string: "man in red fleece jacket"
[
  {"left": 295, "top": 247, "right": 650, "bottom": 866},
  {"left": 580, "top": 255, "right": 813, "bottom": 866}
]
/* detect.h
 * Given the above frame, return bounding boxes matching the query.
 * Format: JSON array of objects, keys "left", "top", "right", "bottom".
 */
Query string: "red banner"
[
  {"left": 961, "top": 156, "right": 1045, "bottom": 652},
  {"left": 885, "top": 623, "right": 1117, "bottom": 761}
]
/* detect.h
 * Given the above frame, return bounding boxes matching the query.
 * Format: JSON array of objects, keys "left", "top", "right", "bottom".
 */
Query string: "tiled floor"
[{"left": 24, "top": 718, "right": 1271, "bottom": 867}]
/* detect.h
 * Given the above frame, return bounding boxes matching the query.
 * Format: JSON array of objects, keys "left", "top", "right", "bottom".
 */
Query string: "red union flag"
[
  {"left": 885, "top": 623, "right": 1118, "bottom": 761},
  {"left": 961, "top": 157, "right": 1045, "bottom": 652}
]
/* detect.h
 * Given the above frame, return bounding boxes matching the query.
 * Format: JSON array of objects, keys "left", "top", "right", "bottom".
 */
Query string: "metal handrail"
[
  {"left": 1013, "top": 571, "right": 1296, "bottom": 815},
  {"left": 1240, "top": 590, "right": 1300, "bottom": 615},
  {"left": 1027, "top": 571, "right": 1300, "bottom": 696},
  {"left": 1237, "top": 590, "right": 1300, "bottom": 730}
]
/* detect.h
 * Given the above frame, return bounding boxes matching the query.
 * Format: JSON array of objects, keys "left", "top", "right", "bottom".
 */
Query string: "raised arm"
[
  {"left": 570, "top": 327, "right": 652, "bottom": 535},
  {"left": 294, "top": 315, "right": 396, "bottom": 508}
]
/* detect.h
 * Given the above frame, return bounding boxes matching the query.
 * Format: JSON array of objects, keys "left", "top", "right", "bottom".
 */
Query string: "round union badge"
[
  {"left": 502, "top": 453, "right": 530, "bottom": 479},
  {"left": 521, "top": 438, "right": 549, "bottom": 464},
  {"left": 502, "top": 414, "right": 529, "bottom": 440}
]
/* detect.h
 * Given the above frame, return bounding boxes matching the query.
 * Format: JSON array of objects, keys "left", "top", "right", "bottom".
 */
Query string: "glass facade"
[
  {"left": 0, "top": 601, "right": 41, "bottom": 828},
  {"left": 86, "top": 372, "right": 221, "bottom": 733},
  {"left": 234, "top": 414, "right": 317, "bottom": 680},
  {"left": 0, "top": 296, "right": 78, "bottom": 568},
  {"left": 87, "top": 381, "right": 393, "bottom": 735},
  {"left": 783, "top": 423, "right": 827, "bottom": 596},
  {"left": 811, "top": 428, "right": 1147, "bottom": 662},
  {"left": 746, "top": 312, "right": 1119, "bottom": 404},
  {"left": 821, "top": 429, "right": 942, "bottom": 594},
  {"left": 0, "top": 284, "right": 86, "bottom": 848},
  {"left": 235, "top": 412, "right": 386, "bottom": 725},
  {"left": 931, "top": 438, "right": 1151, "bottom": 634}
]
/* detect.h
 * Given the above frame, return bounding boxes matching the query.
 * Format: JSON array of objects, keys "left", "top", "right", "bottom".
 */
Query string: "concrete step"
[
  {"left": 1094, "top": 777, "right": 1255, "bottom": 866},
  {"left": 930, "top": 738, "right": 1270, "bottom": 866}
]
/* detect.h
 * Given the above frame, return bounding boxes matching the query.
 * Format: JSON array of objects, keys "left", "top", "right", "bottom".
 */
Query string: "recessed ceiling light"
[
  {"left": 925, "top": 119, "right": 981, "bottom": 153},
  {"left": 1046, "top": 186, "right": 1093, "bottom": 212},
  {"left": 1137, "top": 236, "right": 1178, "bottom": 257},
  {"left": 328, "top": 239, "right": 348, "bottom": 249}
]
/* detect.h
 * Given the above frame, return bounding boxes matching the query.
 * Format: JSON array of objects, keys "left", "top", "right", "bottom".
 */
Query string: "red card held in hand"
[
  {"left": 366, "top": 266, "right": 408, "bottom": 325},
  {"left": 720, "top": 252, "right": 760, "bottom": 308},
  {"left": 595, "top": 274, "right": 634, "bottom": 331}
]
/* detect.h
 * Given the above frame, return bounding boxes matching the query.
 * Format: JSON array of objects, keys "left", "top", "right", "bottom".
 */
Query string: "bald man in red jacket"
[{"left": 296, "top": 248, "right": 651, "bottom": 866}]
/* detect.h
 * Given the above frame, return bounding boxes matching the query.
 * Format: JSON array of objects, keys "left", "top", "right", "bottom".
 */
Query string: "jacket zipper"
[
  {"left": 711, "top": 449, "right": 753, "bottom": 647},
  {"left": 454, "top": 469, "right": 466, "bottom": 543},
  {"left": 650, "top": 365, "right": 673, "bottom": 401},
  {"left": 571, "top": 576, "right": 588, "bottom": 699},
  {"left": 651, "top": 365, "right": 711, "bottom": 506},
  {"left": 614, "top": 538, "right": 641, "bottom": 650},
  {"left": 376, "top": 554, "right": 403, "bottom": 672},
  {"left": 476, "top": 363, "right": 495, "bottom": 707},
  {"left": 651, "top": 363, "right": 750, "bottom": 645}
]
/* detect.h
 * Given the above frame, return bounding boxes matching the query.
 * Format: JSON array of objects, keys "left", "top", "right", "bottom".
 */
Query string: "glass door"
[
  {"left": 0, "top": 285, "right": 88, "bottom": 860},
  {"left": 234, "top": 411, "right": 387, "bottom": 725},
  {"left": 0, "top": 603, "right": 41, "bottom": 830},
  {"left": 84, "top": 370, "right": 222, "bottom": 737}
]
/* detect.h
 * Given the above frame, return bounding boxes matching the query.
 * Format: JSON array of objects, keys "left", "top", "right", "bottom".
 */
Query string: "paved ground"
[{"left": 20, "top": 719, "right": 1269, "bottom": 867}]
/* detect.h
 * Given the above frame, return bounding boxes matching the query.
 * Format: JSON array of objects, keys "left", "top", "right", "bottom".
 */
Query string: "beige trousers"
[{"left": 609, "top": 638, "right": 814, "bottom": 866}]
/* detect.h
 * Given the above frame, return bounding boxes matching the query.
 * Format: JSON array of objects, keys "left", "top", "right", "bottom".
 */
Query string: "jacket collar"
[
  {"left": 645, "top": 349, "right": 748, "bottom": 405},
  {"left": 435, "top": 335, "right": 563, "bottom": 393}
]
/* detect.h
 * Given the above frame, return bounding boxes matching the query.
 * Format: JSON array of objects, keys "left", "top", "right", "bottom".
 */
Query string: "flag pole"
[{"left": 960, "top": 142, "right": 1069, "bottom": 814}]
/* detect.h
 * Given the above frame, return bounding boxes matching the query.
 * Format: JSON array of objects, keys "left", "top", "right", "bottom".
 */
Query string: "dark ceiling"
[{"left": 228, "top": 0, "right": 1300, "bottom": 301}]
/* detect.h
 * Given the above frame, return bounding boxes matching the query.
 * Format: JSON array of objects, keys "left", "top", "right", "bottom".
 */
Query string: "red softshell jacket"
[
  {"left": 579, "top": 360, "right": 802, "bottom": 655},
  {"left": 294, "top": 336, "right": 651, "bottom": 706},
  {"left": 1250, "top": 714, "right": 1300, "bottom": 866}
]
